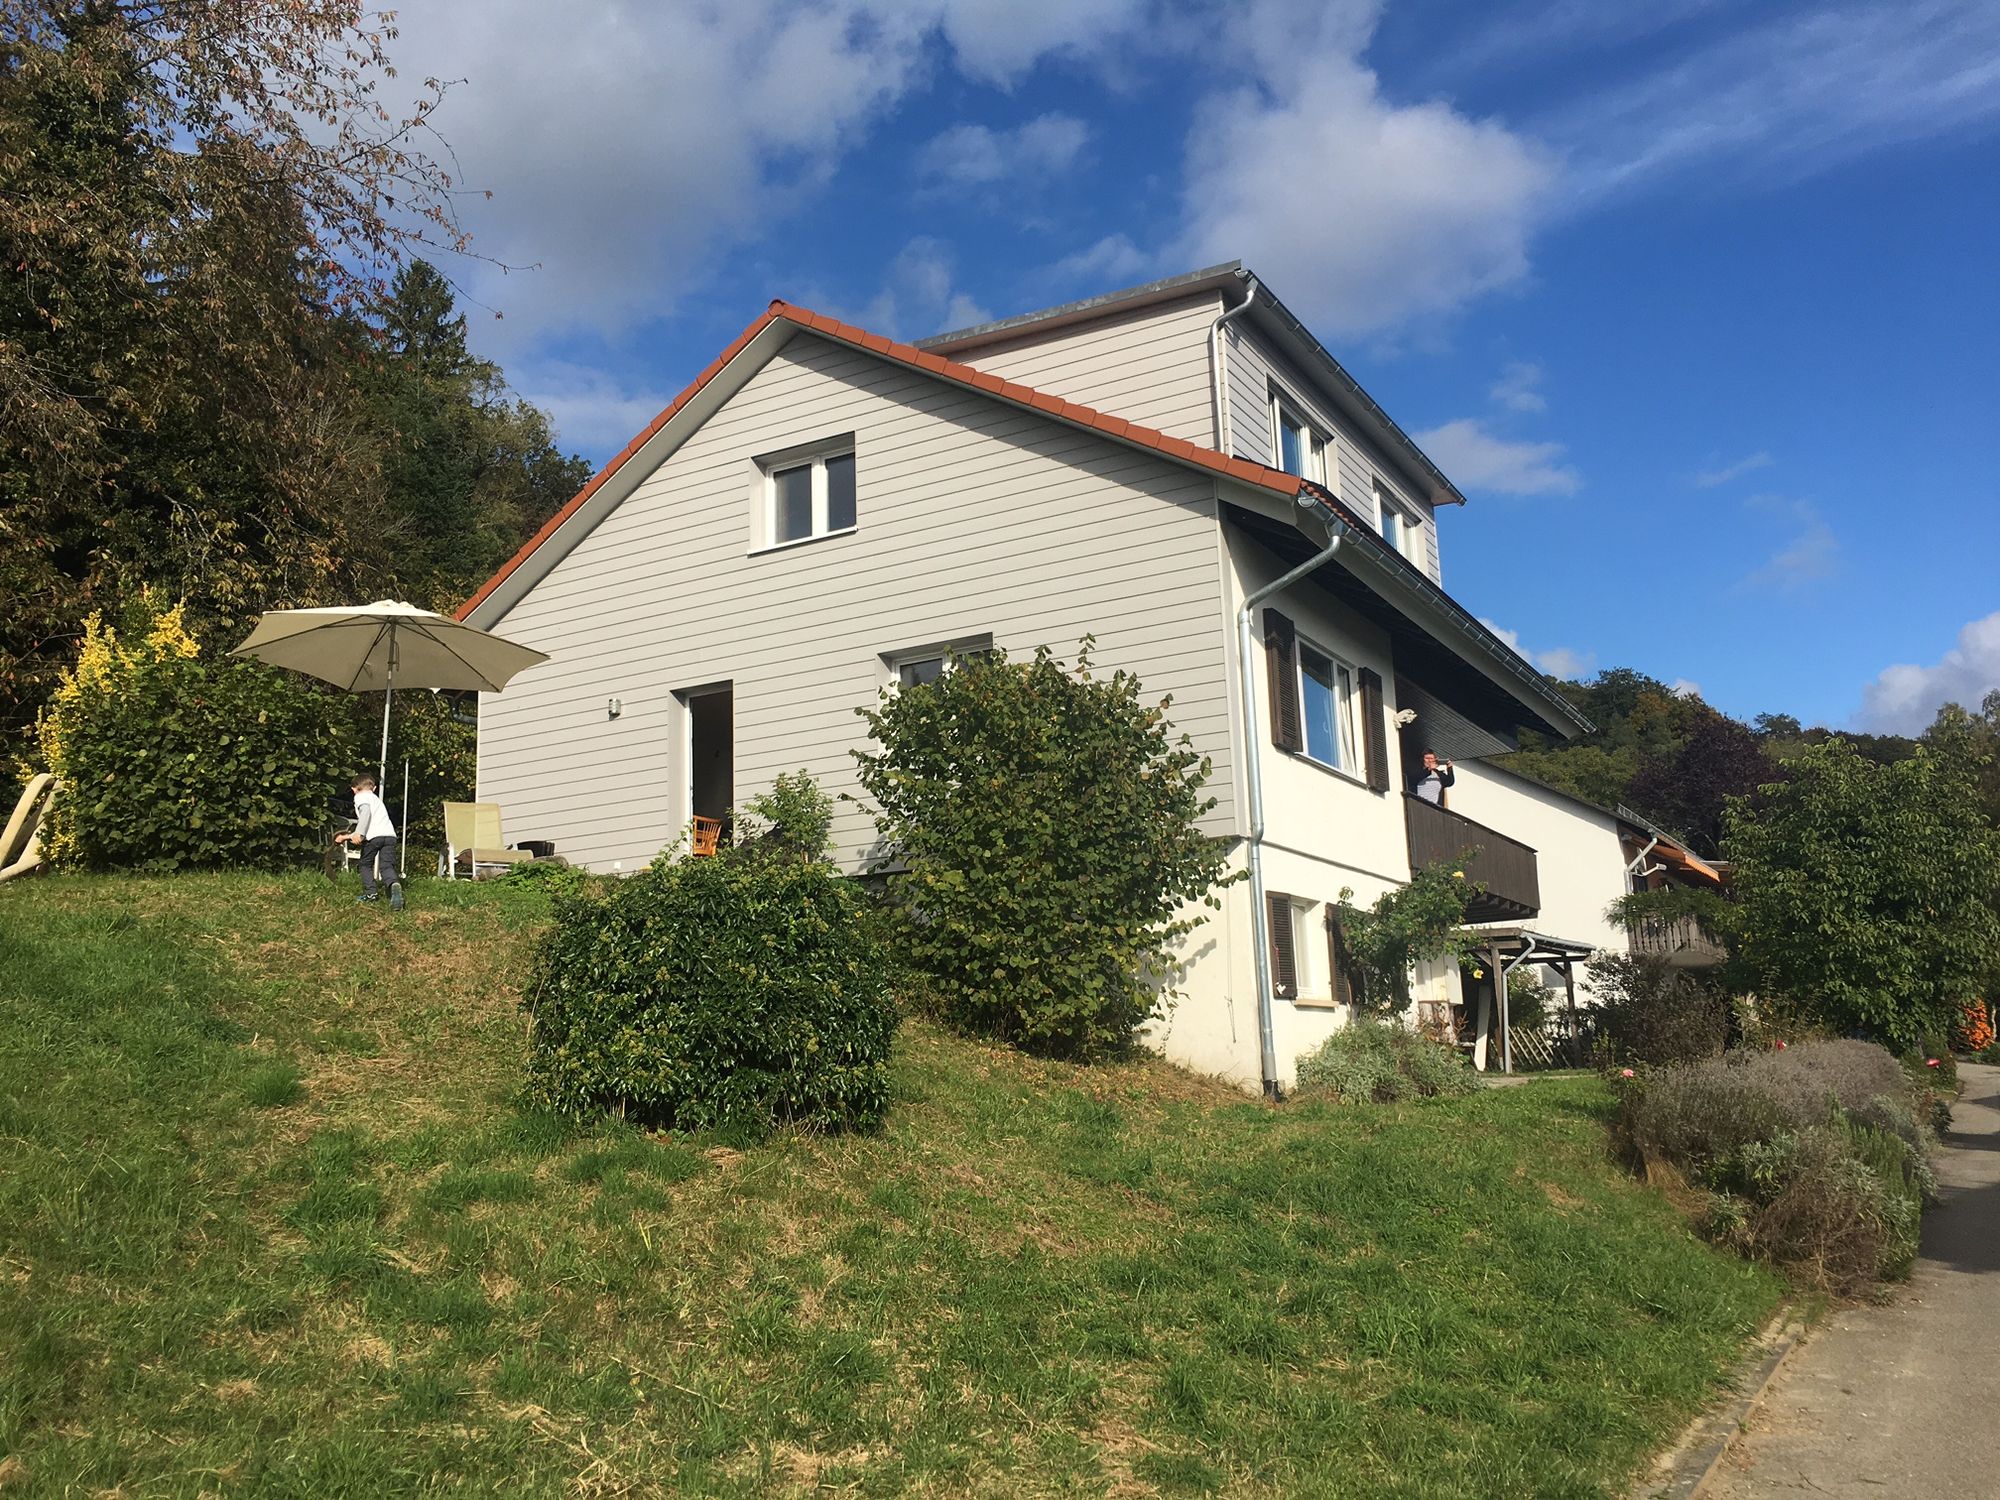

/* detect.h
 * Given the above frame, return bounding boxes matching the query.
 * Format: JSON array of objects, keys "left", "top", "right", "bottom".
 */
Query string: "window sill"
[
  {"left": 1291, "top": 996, "right": 1343, "bottom": 1011},
  {"left": 1288, "top": 750, "right": 1377, "bottom": 794},
  {"left": 748, "top": 525, "right": 857, "bottom": 558}
]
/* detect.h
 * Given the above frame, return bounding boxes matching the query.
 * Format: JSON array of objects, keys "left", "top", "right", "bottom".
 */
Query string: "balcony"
[
  {"left": 1404, "top": 794, "right": 1540, "bottom": 921},
  {"left": 1625, "top": 912, "right": 1728, "bottom": 968}
]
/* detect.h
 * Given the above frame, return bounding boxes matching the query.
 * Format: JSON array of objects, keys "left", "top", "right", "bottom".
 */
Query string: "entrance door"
[{"left": 684, "top": 686, "right": 734, "bottom": 839}]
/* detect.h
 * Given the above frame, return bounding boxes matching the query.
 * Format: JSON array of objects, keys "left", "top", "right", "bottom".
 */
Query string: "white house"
[{"left": 458, "top": 264, "right": 1617, "bottom": 1096}]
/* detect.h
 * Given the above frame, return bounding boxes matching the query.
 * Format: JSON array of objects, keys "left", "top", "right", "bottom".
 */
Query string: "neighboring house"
[
  {"left": 1448, "top": 757, "right": 1728, "bottom": 1013},
  {"left": 457, "top": 262, "right": 1599, "bottom": 1095}
]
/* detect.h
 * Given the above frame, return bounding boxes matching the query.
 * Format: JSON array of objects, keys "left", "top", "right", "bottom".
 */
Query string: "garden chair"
[
  {"left": 443, "top": 801, "right": 535, "bottom": 880},
  {"left": 0, "top": 774, "right": 57, "bottom": 883},
  {"left": 690, "top": 815, "right": 723, "bottom": 858}
]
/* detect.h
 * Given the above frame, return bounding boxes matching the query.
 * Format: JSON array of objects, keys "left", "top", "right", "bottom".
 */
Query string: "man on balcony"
[{"left": 1412, "top": 750, "right": 1456, "bottom": 807}]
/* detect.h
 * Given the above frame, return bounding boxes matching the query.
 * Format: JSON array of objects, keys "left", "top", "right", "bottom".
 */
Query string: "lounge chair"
[
  {"left": 443, "top": 801, "right": 536, "bottom": 880},
  {"left": 0, "top": 775, "right": 58, "bottom": 883}
]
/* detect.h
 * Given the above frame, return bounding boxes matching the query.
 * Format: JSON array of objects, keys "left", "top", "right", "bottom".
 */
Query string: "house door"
[{"left": 684, "top": 685, "right": 734, "bottom": 837}]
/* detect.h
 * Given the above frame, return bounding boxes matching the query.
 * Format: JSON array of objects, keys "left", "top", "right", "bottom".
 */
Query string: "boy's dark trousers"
[{"left": 359, "top": 836, "right": 401, "bottom": 898}]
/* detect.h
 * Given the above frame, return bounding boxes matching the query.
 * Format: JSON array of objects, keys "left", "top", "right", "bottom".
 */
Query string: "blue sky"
[{"left": 391, "top": 0, "right": 2000, "bottom": 734}]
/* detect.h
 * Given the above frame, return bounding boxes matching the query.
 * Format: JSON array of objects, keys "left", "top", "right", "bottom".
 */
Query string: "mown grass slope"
[{"left": 0, "top": 874, "right": 1780, "bottom": 1497}]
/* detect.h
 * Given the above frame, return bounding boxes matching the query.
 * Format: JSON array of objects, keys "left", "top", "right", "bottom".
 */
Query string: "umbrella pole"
[{"left": 378, "top": 629, "right": 397, "bottom": 787}]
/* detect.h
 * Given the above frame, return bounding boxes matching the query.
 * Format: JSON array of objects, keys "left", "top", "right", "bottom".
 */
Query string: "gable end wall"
[{"left": 475, "top": 332, "right": 1238, "bottom": 871}]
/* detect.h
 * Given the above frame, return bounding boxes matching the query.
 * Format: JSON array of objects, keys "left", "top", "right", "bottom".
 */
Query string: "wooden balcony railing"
[
  {"left": 1404, "top": 794, "right": 1540, "bottom": 921},
  {"left": 1625, "top": 912, "right": 1728, "bottom": 967}
]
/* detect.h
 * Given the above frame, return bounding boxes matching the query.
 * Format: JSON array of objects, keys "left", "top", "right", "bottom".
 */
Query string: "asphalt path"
[{"left": 1705, "top": 1062, "right": 2000, "bottom": 1498}]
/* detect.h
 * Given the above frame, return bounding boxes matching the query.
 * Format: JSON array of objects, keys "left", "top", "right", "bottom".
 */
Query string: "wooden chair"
[{"left": 690, "top": 816, "right": 723, "bottom": 858}]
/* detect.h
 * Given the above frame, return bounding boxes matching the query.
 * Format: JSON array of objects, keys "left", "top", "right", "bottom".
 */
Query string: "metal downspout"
[
  {"left": 1238, "top": 500, "right": 1342, "bottom": 1101},
  {"left": 1210, "top": 277, "right": 1260, "bottom": 455}
]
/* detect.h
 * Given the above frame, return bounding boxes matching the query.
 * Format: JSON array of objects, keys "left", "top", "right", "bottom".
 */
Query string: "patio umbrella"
[{"left": 230, "top": 601, "right": 549, "bottom": 783}]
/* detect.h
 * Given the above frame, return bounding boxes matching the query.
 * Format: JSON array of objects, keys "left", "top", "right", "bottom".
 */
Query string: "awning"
[{"left": 1651, "top": 840, "right": 1723, "bottom": 887}]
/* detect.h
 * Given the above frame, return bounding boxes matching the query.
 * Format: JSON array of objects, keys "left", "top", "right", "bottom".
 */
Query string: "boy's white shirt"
[{"left": 352, "top": 789, "right": 397, "bottom": 841}]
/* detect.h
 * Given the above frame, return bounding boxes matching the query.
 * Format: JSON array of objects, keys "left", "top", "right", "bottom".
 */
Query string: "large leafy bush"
[
  {"left": 1588, "top": 953, "right": 1733, "bottom": 1067},
  {"left": 853, "top": 641, "right": 1232, "bottom": 1061},
  {"left": 523, "top": 852, "right": 895, "bottom": 1134},
  {"left": 1725, "top": 739, "right": 2000, "bottom": 1051},
  {"left": 36, "top": 598, "right": 356, "bottom": 871}
]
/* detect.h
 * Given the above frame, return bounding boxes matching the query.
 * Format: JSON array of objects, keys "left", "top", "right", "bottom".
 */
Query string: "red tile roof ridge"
[{"left": 457, "top": 300, "right": 1303, "bottom": 622}]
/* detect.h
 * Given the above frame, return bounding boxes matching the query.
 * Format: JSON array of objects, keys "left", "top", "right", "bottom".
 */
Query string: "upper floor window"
[
  {"left": 1273, "top": 397, "right": 1326, "bottom": 483},
  {"left": 1298, "top": 639, "right": 1357, "bottom": 773},
  {"left": 763, "top": 442, "right": 856, "bottom": 546},
  {"left": 1374, "top": 478, "right": 1421, "bottom": 564}
]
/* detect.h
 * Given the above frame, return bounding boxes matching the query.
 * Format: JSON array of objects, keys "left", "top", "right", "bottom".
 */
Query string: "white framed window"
[
  {"left": 1268, "top": 893, "right": 1337, "bottom": 1003},
  {"left": 1297, "top": 638, "right": 1358, "bottom": 774},
  {"left": 760, "top": 438, "right": 856, "bottom": 548},
  {"left": 1272, "top": 394, "right": 1326, "bottom": 483},
  {"left": 1374, "top": 477, "right": 1422, "bottom": 564},
  {"left": 881, "top": 633, "right": 993, "bottom": 690}
]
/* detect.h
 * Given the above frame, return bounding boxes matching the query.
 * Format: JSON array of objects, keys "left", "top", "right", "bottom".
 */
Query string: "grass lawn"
[{"left": 0, "top": 873, "right": 1780, "bottom": 1497}]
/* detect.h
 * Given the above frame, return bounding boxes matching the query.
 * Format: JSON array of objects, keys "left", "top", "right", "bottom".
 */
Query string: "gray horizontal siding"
[
  {"left": 477, "top": 331, "right": 1235, "bottom": 872},
  {"left": 1224, "top": 324, "right": 1442, "bottom": 583},
  {"left": 952, "top": 293, "right": 1224, "bottom": 447}
]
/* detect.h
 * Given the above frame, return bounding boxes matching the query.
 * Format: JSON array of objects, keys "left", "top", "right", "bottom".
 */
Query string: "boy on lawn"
[{"left": 336, "top": 773, "right": 404, "bottom": 911}]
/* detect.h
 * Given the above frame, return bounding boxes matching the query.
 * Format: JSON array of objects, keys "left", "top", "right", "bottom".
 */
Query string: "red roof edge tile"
[{"left": 456, "top": 300, "right": 1304, "bottom": 622}]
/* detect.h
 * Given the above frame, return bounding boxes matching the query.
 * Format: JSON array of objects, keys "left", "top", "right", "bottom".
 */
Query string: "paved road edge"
[{"left": 1632, "top": 1309, "right": 1806, "bottom": 1500}]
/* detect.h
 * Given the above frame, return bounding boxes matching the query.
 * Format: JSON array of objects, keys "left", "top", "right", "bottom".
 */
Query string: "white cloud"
[
  {"left": 1047, "top": 233, "right": 1156, "bottom": 287},
  {"left": 383, "top": 2, "right": 1157, "bottom": 349},
  {"left": 1536, "top": 646, "right": 1594, "bottom": 680},
  {"left": 1480, "top": 619, "right": 1594, "bottom": 680},
  {"left": 853, "top": 238, "right": 992, "bottom": 340},
  {"left": 1859, "top": 612, "right": 2000, "bottom": 734},
  {"left": 930, "top": 0, "right": 1149, "bottom": 85},
  {"left": 1489, "top": 360, "right": 1546, "bottom": 413},
  {"left": 1172, "top": 1, "right": 1558, "bottom": 336},
  {"left": 1541, "top": 1, "right": 2000, "bottom": 201},
  {"left": 916, "top": 114, "right": 1090, "bottom": 187},
  {"left": 1741, "top": 496, "right": 1839, "bottom": 593},
  {"left": 516, "top": 362, "right": 673, "bottom": 458},
  {"left": 1670, "top": 678, "right": 1703, "bottom": 699},
  {"left": 1694, "top": 451, "right": 1774, "bottom": 488},
  {"left": 1413, "top": 418, "right": 1580, "bottom": 497}
]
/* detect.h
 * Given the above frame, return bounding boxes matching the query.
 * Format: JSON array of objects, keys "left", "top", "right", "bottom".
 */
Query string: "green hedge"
[
  {"left": 522, "top": 855, "right": 896, "bottom": 1134},
  {"left": 37, "top": 599, "right": 356, "bottom": 871}
]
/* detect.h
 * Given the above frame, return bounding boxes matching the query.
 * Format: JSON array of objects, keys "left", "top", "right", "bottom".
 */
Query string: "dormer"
[{"left": 920, "top": 263, "right": 1462, "bottom": 585}]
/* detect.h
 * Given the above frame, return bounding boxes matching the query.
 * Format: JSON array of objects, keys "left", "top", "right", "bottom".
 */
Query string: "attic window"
[
  {"left": 1272, "top": 396, "right": 1326, "bottom": 483},
  {"left": 761, "top": 440, "right": 856, "bottom": 547}
]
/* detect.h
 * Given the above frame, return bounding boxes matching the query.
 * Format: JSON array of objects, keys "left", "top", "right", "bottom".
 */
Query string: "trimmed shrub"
[
  {"left": 1621, "top": 1039, "right": 1915, "bottom": 1173},
  {"left": 1618, "top": 1039, "right": 1936, "bottom": 1291},
  {"left": 1294, "top": 1019, "right": 1476, "bottom": 1103},
  {"left": 1589, "top": 953, "right": 1731, "bottom": 1067},
  {"left": 522, "top": 853, "right": 896, "bottom": 1135},
  {"left": 853, "top": 641, "right": 1232, "bottom": 1061},
  {"left": 37, "top": 597, "right": 357, "bottom": 871}
]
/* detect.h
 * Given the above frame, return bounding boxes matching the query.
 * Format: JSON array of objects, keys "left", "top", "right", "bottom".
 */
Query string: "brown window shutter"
[
  {"left": 1264, "top": 609, "right": 1302, "bottom": 753},
  {"left": 1327, "top": 906, "right": 1358, "bottom": 1008},
  {"left": 1266, "top": 892, "right": 1298, "bottom": 999},
  {"left": 1358, "top": 668, "right": 1389, "bottom": 792}
]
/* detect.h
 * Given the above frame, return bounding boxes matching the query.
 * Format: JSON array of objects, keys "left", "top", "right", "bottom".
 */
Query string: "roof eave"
[{"left": 1294, "top": 482, "right": 1593, "bottom": 739}]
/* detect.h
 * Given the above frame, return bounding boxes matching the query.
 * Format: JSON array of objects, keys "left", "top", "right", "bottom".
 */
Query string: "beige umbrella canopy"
[{"left": 230, "top": 601, "right": 549, "bottom": 784}]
